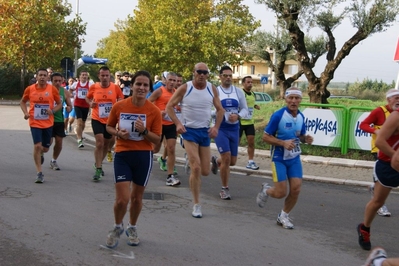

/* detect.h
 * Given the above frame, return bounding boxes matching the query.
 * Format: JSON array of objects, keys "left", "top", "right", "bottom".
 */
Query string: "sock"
[
  {"left": 361, "top": 223, "right": 370, "bottom": 232},
  {"left": 222, "top": 186, "right": 228, "bottom": 190},
  {"left": 114, "top": 223, "right": 123, "bottom": 228},
  {"left": 281, "top": 210, "right": 289, "bottom": 218},
  {"left": 248, "top": 160, "right": 254, "bottom": 163},
  {"left": 127, "top": 223, "right": 136, "bottom": 229},
  {"left": 51, "top": 158, "right": 56, "bottom": 162},
  {"left": 372, "top": 258, "right": 385, "bottom": 266}
]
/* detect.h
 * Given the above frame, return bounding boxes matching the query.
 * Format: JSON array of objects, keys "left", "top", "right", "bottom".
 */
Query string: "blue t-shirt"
[{"left": 264, "top": 106, "right": 306, "bottom": 161}]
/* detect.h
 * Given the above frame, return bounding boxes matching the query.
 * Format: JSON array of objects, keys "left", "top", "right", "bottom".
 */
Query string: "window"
[{"left": 250, "top": 65, "right": 255, "bottom": 75}]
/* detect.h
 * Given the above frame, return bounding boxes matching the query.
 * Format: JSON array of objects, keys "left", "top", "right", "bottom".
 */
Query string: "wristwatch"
[{"left": 141, "top": 128, "right": 148, "bottom": 136}]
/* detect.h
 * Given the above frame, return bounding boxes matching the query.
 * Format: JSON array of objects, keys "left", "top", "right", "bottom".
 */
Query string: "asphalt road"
[{"left": 1, "top": 105, "right": 399, "bottom": 266}]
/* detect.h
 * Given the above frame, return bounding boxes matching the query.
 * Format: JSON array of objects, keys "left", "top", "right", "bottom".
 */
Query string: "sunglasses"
[
  {"left": 196, "top": 70, "right": 209, "bottom": 75},
  {"left": 221, "top": 74, "right": 232, "bottom": 78}
]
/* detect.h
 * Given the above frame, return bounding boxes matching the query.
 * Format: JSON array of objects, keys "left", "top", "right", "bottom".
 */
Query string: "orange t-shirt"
[
  {"left": 86, "top": 82, "right": 124, "bottom": 124},
  {"left": 107, "top": 98, "right": 162, "bottom": 152},
  {"left": 153, "top": 86, "right": 175, "bottom": 125},
  {"left": 22, "top": 84, "right": 61, "bottom": 128}
]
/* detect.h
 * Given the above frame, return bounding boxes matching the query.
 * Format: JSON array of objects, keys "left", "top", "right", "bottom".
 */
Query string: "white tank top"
[{"left": 181, "top": 81, "right": 214, "bottom": 128}]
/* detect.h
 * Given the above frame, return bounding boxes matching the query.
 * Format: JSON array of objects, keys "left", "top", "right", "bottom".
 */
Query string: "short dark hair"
[
  {"left": 241, "top": 76, "right": 252, "bottom": 83},
  {"left": 219, "top": 65, "right": 232, "bottom": 74},
  {"left": 98, "top": 66, "right": 110, "bottom": 73},
  {"left": 36, "top": 68, "right": 48, "bottom": 75},
  {"left": 50, "top": 72, "right": 63, "bottom": 81},
  {"left": 131, "top": 70, "right": 153, "bottom": 92},
  {"left": 176, "top": 73, "right": 183, "bottom": 78},
  {"left": 122, "top": 71, "right": 130, "bottom": 77}
]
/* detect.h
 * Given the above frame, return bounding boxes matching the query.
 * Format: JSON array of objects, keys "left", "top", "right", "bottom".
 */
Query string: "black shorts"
[
  {"left": 91, "top": 119, "right": 112, "bottom": 139},
  {"left": 239, "top": 124, "right": 255, "bottom": 138},
  {"left": 114, "top": 151, "right": 153, "bottom": 186},
  {"left": 161, "top": 124, "right": 177, "bottom": 141},
  {"left": 52, "top": 122, "right": 66, "bottom": 138},
  {"left": 74, "top": 106, "right": 89, "bottom": 121},
  {"left": 374, "top": 160, "right": 399, "bottom": 188}
]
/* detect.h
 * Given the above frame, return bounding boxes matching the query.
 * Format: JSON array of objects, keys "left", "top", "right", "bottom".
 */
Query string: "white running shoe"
[
  {"left": 219, "top": 187, "right": 231, "bottom": 200},
  {"left": 106, "top": 226, "right": 124, "bottom": 248},
  {"left": 126, "top": 227, "right": 140, "bottom": 246},
  {"left": 192, "top": 204, "right": 202, "bottom": 218},
  {"left": 277, "top": 214, "right": 294, "bottom": 229},
  {"left": 246, "top": 161, "right": 259, "bottom": 170},
  {"left": 256, "top": 183, "right": 271, "bottom": 208},
  {"left": 363, "top": 247, "right": 387, "bottom": 266},
  {"left": 377, "top": 205, "right": 391, "bottom": 217},
  {"left": 166, "top": 175, "right": 181, "bottom": 186}
]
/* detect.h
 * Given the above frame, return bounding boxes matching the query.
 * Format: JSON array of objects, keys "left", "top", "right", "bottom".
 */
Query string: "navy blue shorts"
[
  {"left": 214, "top": 128, "right": 239, "bottom": 156},
  {"left": 113, "top": 151, "right": 153, "bottom": 186},
  {"left": 374, "top": 160, "right": 399, "bottom": 188},
  {"left": 30, "top": 127, "right": 52, "bottom": 148}
]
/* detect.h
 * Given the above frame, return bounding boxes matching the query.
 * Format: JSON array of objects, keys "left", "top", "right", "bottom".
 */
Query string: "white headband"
[
  {"left": 386, "top": 91, "right": 399, "bottom": 98},
  {"left": 285, "top": 90, "right": 302, "bottom": 97}
]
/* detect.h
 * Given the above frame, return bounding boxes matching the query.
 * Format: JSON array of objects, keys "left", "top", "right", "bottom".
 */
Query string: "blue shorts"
[
  {"left": 271, "top": 157, "right": 303, "bottom": 182},
  {"left": 181, "top": 127, "right": 210, "bottom": 147},
  {"left": 113, "top": 151, "right": 153, "bottom": 186},
  {"left": 214, "top": 128, "right": 239, "bottom": 156},
  {"left": 63, "top": 107, "right": 75, "bottom": 118},
  {"left": 30, "top": 127, "right": 53, "bottom": 148},
  {"left": 374, "top": 160, "right": 399, "bottom": 188}
]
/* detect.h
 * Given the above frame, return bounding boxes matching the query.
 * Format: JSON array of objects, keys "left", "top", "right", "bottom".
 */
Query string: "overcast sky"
[{"left": 67, "top": 0, "right": 399, "bottom": 83}]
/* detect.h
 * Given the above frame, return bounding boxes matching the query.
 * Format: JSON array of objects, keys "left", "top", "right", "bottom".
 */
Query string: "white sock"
[
  {"left": 114, "top": 223, "right": 123, "bottom": 228},
  {"left": 51, "top": 159, "right": 56, "bottom": 162},
  {"left": 248, "top": 160, "right": 254, "bottom": 163},
  {"left": 372, "top": 258, "right": 385, "bottom": 266},
  {"left": 281, "top": 210, "right": 289, "bottom": 217},
  {"left": 127, "top": 223, "right": 136, "bottom": 229}
]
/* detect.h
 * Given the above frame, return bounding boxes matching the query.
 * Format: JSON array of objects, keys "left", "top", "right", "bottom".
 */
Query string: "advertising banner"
[{"left": 348, "top": 111, "right": 372, "bottom": 151}]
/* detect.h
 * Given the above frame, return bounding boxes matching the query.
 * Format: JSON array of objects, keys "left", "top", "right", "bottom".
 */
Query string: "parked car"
[{"left": 254, "top": 92, "right": 273, "bottom": 103}]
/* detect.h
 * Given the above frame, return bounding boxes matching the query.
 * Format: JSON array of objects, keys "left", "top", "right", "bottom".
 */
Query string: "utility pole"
[{"left": 74, "top": 0, "right": 79, "bottom": 78}]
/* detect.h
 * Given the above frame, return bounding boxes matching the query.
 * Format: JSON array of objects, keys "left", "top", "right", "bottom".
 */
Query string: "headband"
[
  {"left": 285, "top": 90, "right": 302, "bottom": 97},
  {"left": 386, "top": 91, "right": 399, "bottom": 98}
]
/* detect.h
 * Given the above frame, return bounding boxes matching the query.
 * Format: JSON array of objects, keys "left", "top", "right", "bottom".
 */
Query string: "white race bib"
[
  {"left": 283, "top": 140, "right": 301, "bottom": 160},
  {"left": 247, "top": 107, "right": 254, "bottom": 119},
  {"left": 34, "top": 104, "right": 50, "bottom": 120},
  {"left": 77, "top": 88, "right": 88, "bottom": 99},
  {"left": 119, "top": 113, "right": 147, "bottom": 141},
  {"left": 224, "top": 107, "right": 239, "bottom": 124},
  {"left": 122, "top": 86, "right": 130, "bottom": 96},
  {"left": 99, "top": 102, "right": 112, "bottom": 118}
]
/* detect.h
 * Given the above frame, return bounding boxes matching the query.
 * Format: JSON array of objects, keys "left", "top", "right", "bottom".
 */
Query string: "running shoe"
[
  {"left": 50, "top": 160, "right": 60, "bottom": 170},
  {"left": 192, "top": 204, "right": 202, "bottom": 218},
  {"left": 166, "top": 175, "right": 181, "bottom": 186},
  {"left": 377, "top": 205, "right": 391, "bottom": 217},
  {"left": 93, "top": 168, "right": 102, "bottom": 182},
  {"left": 363, "top": 247, "right": 387, "bottom": 266},
  {"left": 184, "top": 153, "right": 190, "bottom": 175},
  {"left": 78, "top": 139, "right": 84, "bottom": 149},
  {"left": 35, "top": 172, "right": 44, "bottom": 183},
  {"left": 277, "top": 214, "right": 294, "bottom": 229},
  {"left": 106, "top": 226, "right": 124, "bottom": 249},
  {"left": 246, "top": 161, "right": 260, "bottom": 170},
  {"left": 93, "top": 164, "right": 104, "bottom": 177},
  {"left": 256, "top": 183, "right": 271, "bottom": 208},
  {"left": 357, "top": 223, "right": 371, "bottom": 250},
  {"left": 64, "top": 130, "right": 68, "bottom": 135},
  {"left": 126, "top": 227, "right": 140, "bottom": 246},
  {"left": 107, "top": 151, "right": 113, "bottom": 162},
  {"left": 219, "top": 187, "right": 231, "bottom": 200},
  {"left": 211, "top": 155, "right": 218, "bottom": 175},
  {"left": 157, "top": 157, "right": 167, "bottom": 171}
]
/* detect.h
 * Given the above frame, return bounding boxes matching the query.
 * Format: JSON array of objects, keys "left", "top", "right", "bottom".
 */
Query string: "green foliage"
[
  {"left": 0, "top": 65, "right": 23, "bottom": 95},
  {"left": 348, "top": 78, "right": 395, "bottom": 95},
  {"left": 95, "top": 0, "right": 260, "bottom": 79}
]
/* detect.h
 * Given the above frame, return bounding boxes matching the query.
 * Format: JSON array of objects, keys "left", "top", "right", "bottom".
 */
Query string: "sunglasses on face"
[
  {"left": 221, "top": 74, "right": 232, "bottom": 78},
  {"left": 196, "top": 70, "right": 209, "bottom": 75}
]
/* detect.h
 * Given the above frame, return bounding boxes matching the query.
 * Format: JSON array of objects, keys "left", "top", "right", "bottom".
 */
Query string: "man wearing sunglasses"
[
  {"left": 166, "top": 63, "right": 224, "bottom": 218},
  {"left": 211, "top": 65, "right": 249, "bottom": 200}
]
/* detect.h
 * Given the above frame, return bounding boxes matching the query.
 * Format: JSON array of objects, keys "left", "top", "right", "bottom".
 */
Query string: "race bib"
[
  {"left": 122, "top": 86, "right": 131, "bottom": 96},
  {"left": 34, "top": 104, "right": 50, "bottom": 120},
  {"left": 119, "top": 113, "right": 147, "bottom": 141},
  {"left": 77, "top": 88, "right": 88, "bottom": 99},
  {"left": 247, "top": 107, "right": 254, "bottom": 119},
  {"left": 99, "top": 102, "right": 112, "bottom": 118},
  {"left": 283, "top": 140, "right": 301, "bottom": 160},
  {"left": 224, "top": 107, "right": 239, "bottom": 124}
]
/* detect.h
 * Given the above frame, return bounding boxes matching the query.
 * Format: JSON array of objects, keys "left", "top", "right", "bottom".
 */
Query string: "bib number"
[
  {"left": 224, "top": 107, "right": 239, "bottom": 124},
  {"left": 99, "top": 102, "right": 112, "bottom": 118},
  {"left": 119, "top": 113, "right": 147, "bottom": 141},
  {"left": 283, "top": 140, "right": 301, "bottom": 160},
  {"left": 34, "top": 104, "right": 50, "bottom": 120},
  {"left": 77, "top": 88, "right": 88, "bottom": 99}
]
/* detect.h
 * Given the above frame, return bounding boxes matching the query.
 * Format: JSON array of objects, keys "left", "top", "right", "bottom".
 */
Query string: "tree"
[
  {"left": 255, "top": 0, "right": 399, "bottom": 103},
  {"left": 95, "top": 0, "right": 260, "bottom": 79},
  {"left": 0, "top": 0, "right": 86, "bottom": 94}
]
